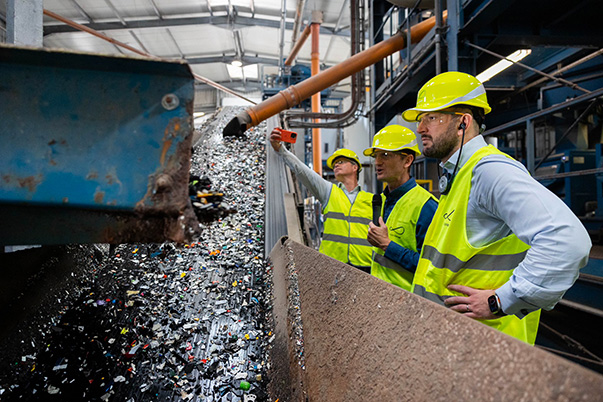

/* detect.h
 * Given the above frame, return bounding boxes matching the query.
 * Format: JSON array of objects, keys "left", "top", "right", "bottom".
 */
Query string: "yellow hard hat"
[
  {"left": 402, "top": 71, "right": 491, "bottom": 122},
  {"left": 326, "top": 148, "right": 362, "bottom": 172},
  {"left": 363, "top": 125, "right": 421, "bottom": 156}
]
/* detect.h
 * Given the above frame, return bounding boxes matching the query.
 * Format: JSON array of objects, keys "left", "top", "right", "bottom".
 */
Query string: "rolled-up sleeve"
[
  {"left": 277, "top": 146, "right": 332, "bottom": 205},
  {"left": 473, "top": 156, "right": 592, "bottom": 318}
]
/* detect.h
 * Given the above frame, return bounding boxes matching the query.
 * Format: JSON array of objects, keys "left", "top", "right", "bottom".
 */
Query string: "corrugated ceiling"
[{"left": 0, "top": 0, "right": 355, "bottom": 92}]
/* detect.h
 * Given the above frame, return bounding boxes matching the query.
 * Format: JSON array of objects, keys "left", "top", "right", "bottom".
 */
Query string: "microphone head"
[
  {"left": 372, "top": 193, "right": 382, "bottom": 225},
  {"left": 372, "top": 193, "right": 382, "bottom": 206}
]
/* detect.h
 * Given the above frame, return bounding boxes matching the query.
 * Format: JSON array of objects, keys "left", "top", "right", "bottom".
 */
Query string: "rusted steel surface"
[
  {"left": 269, "top": 237, "right": 603, "bottom": 401},
  {"left": 224, "top": 13, "right": 446, "bottom": 136},
  {"left": 268, "top": 237, "right": 307, "bottom": 402},
  {"left": 0, "top": 44, "right": 197, "bottom": 245}
]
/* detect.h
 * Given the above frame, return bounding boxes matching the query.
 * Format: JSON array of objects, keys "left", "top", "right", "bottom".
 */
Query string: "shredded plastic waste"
[{"left": 0, "top": 107, "right": 275, "bottom": 401}]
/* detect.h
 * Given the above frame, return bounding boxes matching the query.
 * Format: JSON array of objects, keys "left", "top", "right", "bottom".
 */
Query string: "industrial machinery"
[
  {"left": 261, "top": 64, "right": 332, "bottom": 105},
  {"left": 0, "top": 44, "right": 199, "bottom": 246},
  {"left": 2, "top": 1, "right": 603, "bottom": 397}
]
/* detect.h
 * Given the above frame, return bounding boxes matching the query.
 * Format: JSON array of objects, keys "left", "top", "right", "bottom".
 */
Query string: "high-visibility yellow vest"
[
  {"left": 371, "top": 184, "right": 437, "bottom": 291},
  {"left": 412, "top": 145, "right": 541, "bottom": 345},
  {"left": 319, "top": 185, "right": 373, "bottom": 269}
]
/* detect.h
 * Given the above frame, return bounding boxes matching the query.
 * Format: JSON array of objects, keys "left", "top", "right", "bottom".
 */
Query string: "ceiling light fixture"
[
  {"left": 476, "top": 49, "right": 532, "bottom": 83},
  {"left": 231, "top": 59, "right": 243, "bottom": 67}
]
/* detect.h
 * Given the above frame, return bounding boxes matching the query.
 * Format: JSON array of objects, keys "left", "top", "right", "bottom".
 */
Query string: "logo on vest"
[
  {"left": 443, "top": 209, "right": 455, "bottom": 227},
  {"left": 391, "top": 226, "right": 406, "bottom": 235}
]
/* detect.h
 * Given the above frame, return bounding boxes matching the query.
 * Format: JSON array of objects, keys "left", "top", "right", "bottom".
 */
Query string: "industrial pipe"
[
  {"left": 284, "top": 25, "right": 311, "bottom": 66},
  {"left": 284, "top": 0, "right": 364, "bottom": 129},
  {"left": 290, "top": 0, "right": 307, "bottom": 51},
  {"left": 223, "top": 13, "right": 446, "bottom": 136},
  {"left": 311, "top": 19, "right": 322, "bottom": 175}
]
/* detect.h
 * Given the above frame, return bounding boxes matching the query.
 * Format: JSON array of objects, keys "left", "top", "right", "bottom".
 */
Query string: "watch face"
[{"left": 488, "top": 295, "right": 498, "bottom": 313}]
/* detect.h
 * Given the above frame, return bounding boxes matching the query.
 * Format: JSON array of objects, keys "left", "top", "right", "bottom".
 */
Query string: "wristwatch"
[{"left": 488, "top": 293, "right": 506, "bottom": 317}]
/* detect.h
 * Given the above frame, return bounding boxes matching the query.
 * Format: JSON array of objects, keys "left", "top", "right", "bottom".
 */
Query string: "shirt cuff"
[
  {"left": 384, "top": 242, "right": 418, "bottom": 272},
  {"left": 384, "top": 241, "right": 402, "bottom": 259},
  {"left": 497, "top": 282, "right": 540, "bottom": 319}
]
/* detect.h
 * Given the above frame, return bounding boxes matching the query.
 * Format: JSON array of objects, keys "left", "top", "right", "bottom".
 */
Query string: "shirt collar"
[
  {"left": 383, "top": 177, "right": 416, "bottom": 199},
  {"left": 441, "top": 135, "right": 488, "bottom": 174},
  {"left": 337, "top": 182, "right": 361, "bottom": 193}
]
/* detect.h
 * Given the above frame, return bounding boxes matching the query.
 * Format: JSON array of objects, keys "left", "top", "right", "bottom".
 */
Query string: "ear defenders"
[{"left": 459, "top": 122, "right": 467, "bottom": 130}]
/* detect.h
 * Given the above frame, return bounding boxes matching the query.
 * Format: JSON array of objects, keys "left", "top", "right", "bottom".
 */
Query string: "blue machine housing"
[
  {"left": 261, "top": 64, "right": 332, "bottom": 105},
  {"left": 0, "top": 45, "right": 198, "bottom": 245}
]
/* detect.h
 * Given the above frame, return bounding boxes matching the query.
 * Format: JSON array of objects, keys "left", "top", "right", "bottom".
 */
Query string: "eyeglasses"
[
  {"left": 333, "top": 159, "right": 352, "bottom": 166},
  {"left": 371, "top": 151, "right": 408, "bottom": 160},
  {"left": 416, "top": 111, "right": 465, "bottom": 129}
]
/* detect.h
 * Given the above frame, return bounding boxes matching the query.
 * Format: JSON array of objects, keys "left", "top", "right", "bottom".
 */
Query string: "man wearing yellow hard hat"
[
  {"left": 403, "top": 71, "right": 591, "bottom": 345},
  {"left": 363, "top": 125, "right": 438, "bottom": 291},
  {"left": 270, "top": 128, "right": 373, "bottom": 273}
]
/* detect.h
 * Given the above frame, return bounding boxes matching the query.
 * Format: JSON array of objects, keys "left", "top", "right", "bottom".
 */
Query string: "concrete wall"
[{"left": 269, "top": 237, "right": 603, "bottom": 401}]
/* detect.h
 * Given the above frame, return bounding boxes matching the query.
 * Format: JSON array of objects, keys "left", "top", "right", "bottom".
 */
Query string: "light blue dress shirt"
[{"left": 442, "top": 135, "right": 592, "bottom": 318}]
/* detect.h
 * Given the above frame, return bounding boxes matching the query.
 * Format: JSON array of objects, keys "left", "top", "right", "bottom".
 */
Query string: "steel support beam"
[
  {"left": 446, "top": 0, "right": 459, "bottom": 71},
  {"left": 104, "top": 0, "right": 126, "bottom": 26},
  {"left": 186, "top": 54, "right": 279, "bottom": 66},
  {"left": 278, "top": 0, "right": 287, "bottom": 73},
  {"left": 68, "top": 0, "right": 93, "bottom": 22},
  {"left": 461, "top": 0, "right": 519, "bottom": 35},
  {"left": 466, "top": 41, "right": 591, "bottom": 93},
  {"left": 483, "top": 86, "right": 603, "bottom": 136},
  {"left": 526, "top": 119, "right": 535, "bottom": 174},
  {"left": 148, "top": 0, "right": 163, "bottom": 19},
  {"left": 43, "top": 15, "right": 350, "bottom": 38},
  {"left": 6, "top": 0, "right": 43, "bottom": 46}
]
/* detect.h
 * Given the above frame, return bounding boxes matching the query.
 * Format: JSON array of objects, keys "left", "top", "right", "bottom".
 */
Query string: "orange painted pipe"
[
  {"left": 285, "top": 25, "right": 311, "bottom": 66},
  {"left": 310, "top": 23, "right": 322, "bottom": 175},
  {"left": 223, "top": 12, "right": 447, "bottom": 136}
]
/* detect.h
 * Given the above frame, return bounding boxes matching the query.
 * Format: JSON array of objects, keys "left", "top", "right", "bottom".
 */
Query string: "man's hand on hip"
[{"left": 445, "top": 284, "right": 499, "bottom": 320}]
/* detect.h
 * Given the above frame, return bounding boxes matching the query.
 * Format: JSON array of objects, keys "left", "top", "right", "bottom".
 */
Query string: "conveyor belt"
[{"left": 0, "top": 107, "right": 273, "bottom": 401}]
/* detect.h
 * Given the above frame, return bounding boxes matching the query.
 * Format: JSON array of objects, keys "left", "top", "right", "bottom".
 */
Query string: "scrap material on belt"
[{"left": 0, "top": 107, "right": 274, "bottom": 401}]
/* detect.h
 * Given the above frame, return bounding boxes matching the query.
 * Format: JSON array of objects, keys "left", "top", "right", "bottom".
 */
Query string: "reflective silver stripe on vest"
[
  {"left": 324, "top": 211, "right": 371, "bottom": 225},
  {"left": 413, "top": 284, "right": 450, "bottom": 306},
  {"left": 349, "top": 262, "right": 371, "bottom": 270},
  {"left": 373, "top": 253, "right": 413, "bottom": 276},
  {"left": 421, "top": 245, "right": 527, "bottom": 273},
  {"left": 322, "top": 233, "right": 372, "bottom": 247}
]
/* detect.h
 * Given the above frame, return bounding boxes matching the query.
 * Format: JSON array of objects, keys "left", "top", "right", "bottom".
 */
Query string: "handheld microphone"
[{"left": 372, "top": 194, "right": 382, "bottom": 226}]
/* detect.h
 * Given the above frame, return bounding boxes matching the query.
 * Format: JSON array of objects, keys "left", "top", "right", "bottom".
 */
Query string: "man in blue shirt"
[{"left": 364, "top": 125, "right": 438, "bottom": 291}]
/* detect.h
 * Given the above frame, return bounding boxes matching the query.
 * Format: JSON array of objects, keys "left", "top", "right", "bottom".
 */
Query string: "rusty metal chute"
[
  {"left": 268, "top": 237, "right": 603, "bottom": 400},
  {"left": 223, "top": 13, "right": 447, "bottom": 137}
]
